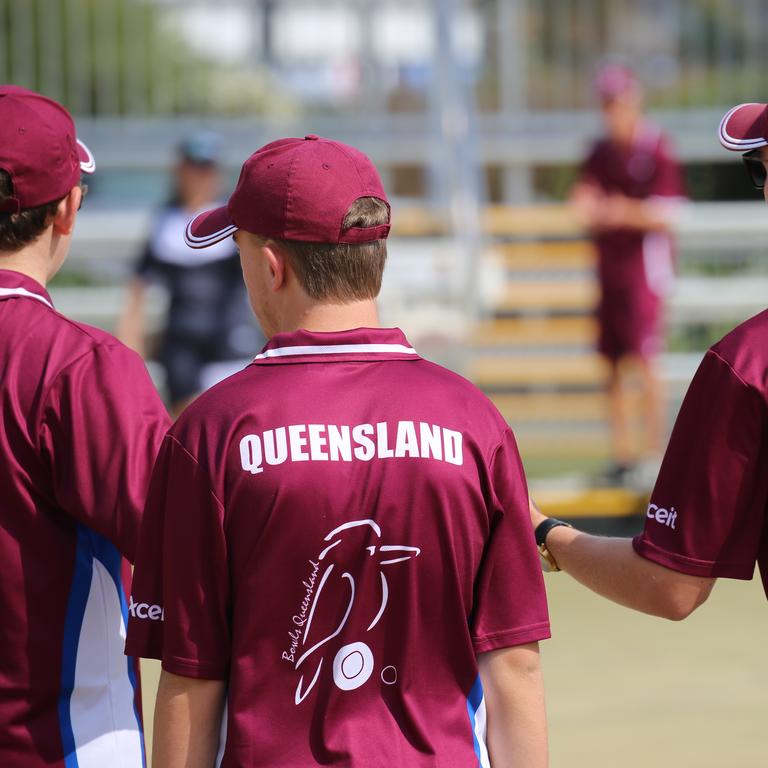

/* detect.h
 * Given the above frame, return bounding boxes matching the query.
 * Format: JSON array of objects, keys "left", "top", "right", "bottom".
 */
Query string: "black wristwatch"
[{"left": 534, "top": 518, "right": 572, "bottom": 572}]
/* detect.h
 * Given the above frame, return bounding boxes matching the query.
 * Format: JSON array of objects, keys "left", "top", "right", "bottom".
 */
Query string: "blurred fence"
[
  {"left": 520, "top": 0, "right": 768, "bottom": 110},
  {"left": 6, "top": 0, "right": 768, "bottom": 478},
  {"left": 2, "top": 0, "right": 766, "bottom": 212},
  {"left": 2, "top": 0, "right": 768, "bottom": 117},
  {"left": 54, "top": 200, "right": 768, "bottom": 473}
]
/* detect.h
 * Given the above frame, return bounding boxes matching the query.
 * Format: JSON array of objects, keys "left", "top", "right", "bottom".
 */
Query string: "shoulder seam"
[
  {"left": 486, "top": 426, "right": 512, "bottom": 469},
  {"left": 43, "top": 302, "right": 125, "bottom": 345},
  {"left": 167, "top": 434, "right": 226, "bottom": 511},
  {"left": 707, "top": 347, "right": 758, "bottom": 394}
]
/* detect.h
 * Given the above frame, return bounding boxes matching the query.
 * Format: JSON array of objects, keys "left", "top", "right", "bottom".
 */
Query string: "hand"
[
  {"left": 571, "top": 190, "right": 603, "bottom": 229},
  {"left": 589, "top": 194, "right": 631, "bottom": 230},
  {"left": 529, "top": 496, "right": 547, "bottom": 529}
]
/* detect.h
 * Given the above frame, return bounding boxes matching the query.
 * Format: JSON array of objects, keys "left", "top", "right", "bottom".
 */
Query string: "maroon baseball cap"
[
  {"left": 718, "top": 103, "right": 768, "bottom": 151},
  {"left": 185, "top": 135, "right": 390, "bottom": 249},
  {"left": 0, "top": 86, "right": 95, "bottom": 214},
  {"left": 594, "top": 64, "right": 641, "bottom": 102}
]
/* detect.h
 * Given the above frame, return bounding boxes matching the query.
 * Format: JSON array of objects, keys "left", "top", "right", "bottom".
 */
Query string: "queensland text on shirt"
[{"left": 239, "top": 421, "right": 464, "bottom": 475}]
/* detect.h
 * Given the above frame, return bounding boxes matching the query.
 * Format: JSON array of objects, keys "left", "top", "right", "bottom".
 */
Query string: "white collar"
[
  {"left": 0, "top": 286, "right": 53, "bottom": 309},
  {"left": 254, "top": 343, "right": 418, "bottom": 360}
]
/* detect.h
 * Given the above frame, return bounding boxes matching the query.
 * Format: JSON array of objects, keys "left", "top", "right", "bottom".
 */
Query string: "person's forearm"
[
  {"left": 489, "top": 668, "right": 547, "bottom": 768},
  {"left": 569, "top": 183, "right": 602, "bottom": 230},
  {"left": 613, "top": 197, "right": 677, "bottom": 231},
  {"left": 544, "top": 526, "right": 712, "bottom": 619},
  {"left": 479, "top": 643, "right": 547, "bottom": 768},
  {"left": 152, "top": 670, "right": 226, "bottom": 768}
]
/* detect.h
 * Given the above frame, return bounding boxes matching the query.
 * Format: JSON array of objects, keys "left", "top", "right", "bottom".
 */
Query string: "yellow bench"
[
  {"left": 490, "top": 390, "right": 642, "bottom": 423},
  {"left": 391, "top": 204, "right": 584, "bottom": 238},
  {"left": 490, "top": 240, "right": 595, "bottom": 271},
  {"left": 473, "top": 316, "right": 597, "bottom": 347},
  {"left": 470, "top": 353, "right": 608, "bottom": 389}
]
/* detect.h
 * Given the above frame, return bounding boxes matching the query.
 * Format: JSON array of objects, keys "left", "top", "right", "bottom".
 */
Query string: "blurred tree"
[{"left": 0, "top": 0, "right": 280, "bottom": 116}]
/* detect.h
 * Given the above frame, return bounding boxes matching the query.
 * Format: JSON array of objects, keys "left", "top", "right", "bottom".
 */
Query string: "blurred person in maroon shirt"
[
  {"left": 571, "top": 64, "right": 685, "bottom": 484},
  {"left": 531, "top": 101, "right": 768, "bottom": 621}
]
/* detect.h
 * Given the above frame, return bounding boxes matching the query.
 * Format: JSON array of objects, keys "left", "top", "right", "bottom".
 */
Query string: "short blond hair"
[{"left": 275, "top": 197, "right": 389, "bottom": 302}]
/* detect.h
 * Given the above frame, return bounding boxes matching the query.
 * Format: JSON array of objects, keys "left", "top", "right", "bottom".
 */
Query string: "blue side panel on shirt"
[
  {"left": 90, "top": 532, "right": 146, "bottom": 768},
  {"left": 57, "top": 527, "right": 145, "bottom": 768},
  {"left": 58, "top": 525, "right": 93, "bottom": 768},
  {"left": 466, "top": 674, "right": 484, "bottom": 767}
]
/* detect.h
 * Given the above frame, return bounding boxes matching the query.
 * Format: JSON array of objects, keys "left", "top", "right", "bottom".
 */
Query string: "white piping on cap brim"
[
  {"left": 718, "top": 103, "right": 768, "bottom": 151},
  {"left": 77, "top": 139, "right": 96, "bottom": 174},
  {"left": 184, "top": 220, "right": 238, "bottom": 249}
]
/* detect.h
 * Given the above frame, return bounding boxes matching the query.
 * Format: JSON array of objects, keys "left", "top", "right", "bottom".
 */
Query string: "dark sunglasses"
[{"left": 742, "top": 149, "right": 766, "bottom": 190}]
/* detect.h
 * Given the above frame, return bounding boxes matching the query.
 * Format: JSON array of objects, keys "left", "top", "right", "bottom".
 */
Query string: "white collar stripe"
[
  {"left": 0, "top": 286, "right": 53, "bottom": 309},
  {"left": 254, "top": 343, "right": 417, "bottom": 360}
]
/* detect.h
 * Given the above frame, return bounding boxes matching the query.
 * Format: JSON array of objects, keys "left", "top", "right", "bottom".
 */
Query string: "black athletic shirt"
[{"left": 136, "top": 203, "right": 261, "bottom": 358}]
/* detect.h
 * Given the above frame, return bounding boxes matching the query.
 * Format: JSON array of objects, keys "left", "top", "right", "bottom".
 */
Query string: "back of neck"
[
  {"left": 0, "top": 250, "right": 49, "bottom": 287},
  {"left": 287, "top": 299, "right": 380, "bottom": 334}
]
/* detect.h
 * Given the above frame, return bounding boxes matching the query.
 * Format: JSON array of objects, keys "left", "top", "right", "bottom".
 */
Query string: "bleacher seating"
[{"left": 53, "top": 202, "right": 767, "bottom": 515}]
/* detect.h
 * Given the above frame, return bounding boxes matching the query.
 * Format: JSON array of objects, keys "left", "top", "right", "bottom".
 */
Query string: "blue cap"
[{"left": 179, "top": 131, "right": 221, "bottom": 165}]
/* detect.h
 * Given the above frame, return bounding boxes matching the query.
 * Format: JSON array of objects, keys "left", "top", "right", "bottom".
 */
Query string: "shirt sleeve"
[
  {"left": 134, "top": 239, "right": 160, "bottom": 280},
  {"left": 576, "top": 143, "right": 605, "bottom": 190},
  {"left": 649, "top": 137, "right": 685, "bottom": 199},
  {"left": 125, "top": 434, "right": 230, "bottom": 679},
  {"left": 633, "top": 350, "right": 768, "bottom": 578},
  {"left": 471, "top": 429, "right": 551, "bottom": 654},
  {"left": 39, "top": 342, "right": 170, "bottom": 562}
]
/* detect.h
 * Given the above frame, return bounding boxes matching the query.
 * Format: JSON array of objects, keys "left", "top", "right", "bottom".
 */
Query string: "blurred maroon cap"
[
  {"left": 185, "top": 134, "right": 390, "bottom": 249},
  {"left": 718, "top": 103, "right": 768, "bottom": 151},
  {"left": 0, "top": 85, "right": 95, "bottom": 214},
  {"left": 594, "top": 64, "right": 641, "bottom": 101}
]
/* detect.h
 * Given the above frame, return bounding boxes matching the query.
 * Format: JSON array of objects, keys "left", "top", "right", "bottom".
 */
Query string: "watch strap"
[{"left": 535, "top": 517, "right": 572, "bottom": 547}]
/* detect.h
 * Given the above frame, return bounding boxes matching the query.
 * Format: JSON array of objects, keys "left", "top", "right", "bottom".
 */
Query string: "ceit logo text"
[
  {"left": 128, "top": 595, "right": 164, "bottom": 621},
  {"left": 646, "top": 503, "right": 677, "bottom": 529}
]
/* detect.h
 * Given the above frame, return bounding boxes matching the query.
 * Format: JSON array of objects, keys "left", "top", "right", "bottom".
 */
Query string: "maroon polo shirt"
[
  {"left": 126, "top": 326, "right": 550, "bottom": 767},
  {"left": 0, "top": 269, "right": 170, "bottom": 767},
  {"left": 579, "top": 124, "right": 685, "bottom": 359},
  {"left": 634, "top": 310, "right": 768, "bottom": 593}
]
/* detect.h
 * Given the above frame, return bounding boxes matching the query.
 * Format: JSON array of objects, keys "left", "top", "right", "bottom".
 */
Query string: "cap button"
[{"left": 304, "top": 134, "right": 319, "bottom": 141}]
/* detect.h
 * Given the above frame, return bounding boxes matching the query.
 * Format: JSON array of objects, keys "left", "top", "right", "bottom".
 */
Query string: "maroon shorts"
[{"left": 597, "top": 285, "right": 663, "bottom": 361}]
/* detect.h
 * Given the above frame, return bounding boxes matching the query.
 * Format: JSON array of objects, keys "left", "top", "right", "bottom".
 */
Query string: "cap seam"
[
  {"left": 329, "top": 142, "right": 370, "bottom": 239},
  {"left": 331, "top": 142, "right": 367, "bottom": 189},
  {"left": 282, "top": 142, "right": 304, "bottom": 236},
  {"left": 329, "top": 143, "right": 390, "bottom": 205}
]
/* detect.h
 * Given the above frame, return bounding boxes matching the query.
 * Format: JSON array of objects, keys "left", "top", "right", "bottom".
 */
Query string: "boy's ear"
[
  {"left": 261, "top": 240, "right": 289, "bottom": 292},
  {"left": 52, "top": 186, "right": 81, "bottom": 237}
]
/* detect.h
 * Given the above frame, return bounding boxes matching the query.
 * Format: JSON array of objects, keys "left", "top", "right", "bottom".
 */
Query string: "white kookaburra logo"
[{"left": 291, "top": 519, "right": 420, "bottom": 705}]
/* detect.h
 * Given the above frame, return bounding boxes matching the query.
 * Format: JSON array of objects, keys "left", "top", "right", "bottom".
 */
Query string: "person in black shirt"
[{"left": 119, "top": 133, "right": 264, "bottom": 415}]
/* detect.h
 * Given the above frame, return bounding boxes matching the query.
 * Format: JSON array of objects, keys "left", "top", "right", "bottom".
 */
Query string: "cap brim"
[
  {"left": 77, "top": 139, "right": 96, "bottom": 174},
  {"left": 719, "top": 103, "right": 768, "bottom": 151},
  {"left": 185, "top": 205, "right": 237, "bottom": 249}
]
